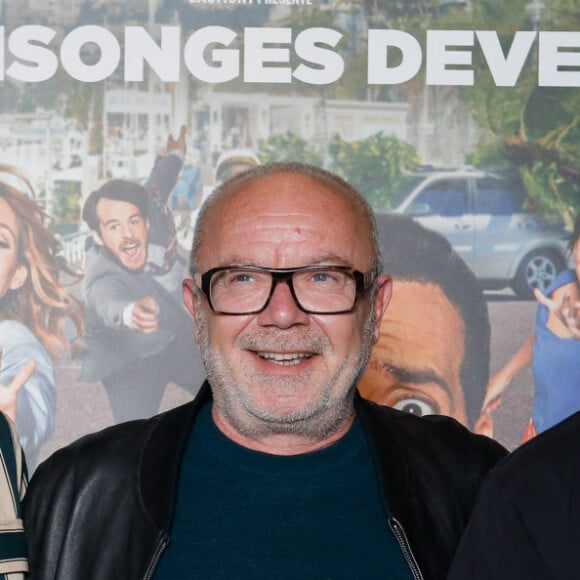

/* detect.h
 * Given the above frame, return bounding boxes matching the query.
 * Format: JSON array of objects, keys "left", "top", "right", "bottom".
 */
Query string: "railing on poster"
[{"left": 58, "top": 231, "right": 90, "bottom": 272}]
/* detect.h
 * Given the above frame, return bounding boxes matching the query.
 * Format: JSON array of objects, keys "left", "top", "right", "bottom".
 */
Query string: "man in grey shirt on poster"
[{"left": 23, "top": 162, "right": 505, "bottom": 580}]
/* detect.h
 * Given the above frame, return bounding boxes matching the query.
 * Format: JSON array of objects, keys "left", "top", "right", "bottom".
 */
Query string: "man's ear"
[
  {"left": 8, "top": 264, "right": 28, "bottom": 291},
  {"left": 183, "top": 278, "right": 203, "bottom": 344},
  {"left": 183, "top": 278, "right": 199, "bottom": 321},
  {"left": 473, "top": 412, "right": 494, "bottom": 438},
  {"left": 372, "top": 275, "right": 392, "bottom": 344}
]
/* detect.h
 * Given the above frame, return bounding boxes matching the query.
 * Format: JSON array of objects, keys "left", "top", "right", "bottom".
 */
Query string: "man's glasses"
[{"left": 195, "top": 265, "right": 378, "bottom": 315}]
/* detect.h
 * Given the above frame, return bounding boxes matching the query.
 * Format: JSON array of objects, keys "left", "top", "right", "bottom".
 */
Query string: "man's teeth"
[{"left": 258, "top": 352, "right": 312, "bottom": 365}]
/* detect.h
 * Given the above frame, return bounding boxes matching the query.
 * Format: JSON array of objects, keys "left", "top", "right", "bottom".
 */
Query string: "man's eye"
[
  {"left": 225, "top": 272, "right": 256, "bottom": 285},
  {"left": 312, "top": 271, "right": 331, "bottom": 282},
  {"left": 309, "top": 270, "right": 344, "bottom": 285},
  {"left": 393, "top": 398, "right": 436, "bottom": 417}
]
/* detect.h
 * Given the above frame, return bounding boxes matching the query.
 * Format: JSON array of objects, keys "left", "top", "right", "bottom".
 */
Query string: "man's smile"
[{"left": 254, "top": 351, "right": 315, "bottom": 366}]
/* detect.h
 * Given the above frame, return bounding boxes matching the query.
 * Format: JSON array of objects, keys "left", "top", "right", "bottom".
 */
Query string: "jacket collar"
[
  {"left": 140, "top": 383, "right": 212, "bottom": 531},
  {"left": 139, "top": 383, "right": 410, "bottom": 531}
]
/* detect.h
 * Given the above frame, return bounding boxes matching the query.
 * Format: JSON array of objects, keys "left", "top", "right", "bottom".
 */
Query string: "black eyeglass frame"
[{"left": 196, "top": 264, "right": 378, "bottom": 315}]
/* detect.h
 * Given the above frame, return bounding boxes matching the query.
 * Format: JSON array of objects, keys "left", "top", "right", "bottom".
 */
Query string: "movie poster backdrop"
[{"left": 0, "top": 0, "right": 578, "bottom": 470}]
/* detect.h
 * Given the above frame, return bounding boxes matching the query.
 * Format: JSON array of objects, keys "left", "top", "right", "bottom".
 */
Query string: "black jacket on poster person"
[{"left": 23, "top": 384, "right": 507, "bottom": 580}]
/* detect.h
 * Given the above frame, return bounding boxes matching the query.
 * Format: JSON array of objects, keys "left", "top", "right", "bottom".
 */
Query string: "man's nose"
[
  {"left": 256, "top": 280, "right": 309, "bottom": 329},
  {"left": 122, "top": 223, "right": 134, "bottom": 238}
]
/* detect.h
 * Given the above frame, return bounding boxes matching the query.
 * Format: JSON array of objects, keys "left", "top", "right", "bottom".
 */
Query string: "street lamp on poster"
[{"left": 526, "top": 0, "right": 545, "bottom": 30}]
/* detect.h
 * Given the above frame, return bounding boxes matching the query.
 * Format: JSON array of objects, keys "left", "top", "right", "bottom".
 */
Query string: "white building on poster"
[
  {"left": 102, "top": 84, "right": 409, "bottom": 171},
  {"left": 0, "top": 110, "right": 89, "bottom": 205},
  {"left": 194, "top": 90, "right": 409, "bottom": 156}
]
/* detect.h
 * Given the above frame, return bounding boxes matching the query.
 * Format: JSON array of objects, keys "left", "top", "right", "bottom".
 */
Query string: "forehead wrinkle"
[
  {"left": 251, "top": 219, "right": 314, "bottom": 242},
  {"left": 216, "top": 209, "right": 358, "bottom": 253}
]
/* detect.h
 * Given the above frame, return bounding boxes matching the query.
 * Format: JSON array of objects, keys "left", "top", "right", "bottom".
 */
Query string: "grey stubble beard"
[{"left": 195, "top": 295, "right": 377, "bottom": 443}]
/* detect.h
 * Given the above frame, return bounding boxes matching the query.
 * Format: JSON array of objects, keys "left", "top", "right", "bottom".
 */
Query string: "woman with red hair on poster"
[{"left": 0, "top": 165, "right": 82, "bottom": 470}]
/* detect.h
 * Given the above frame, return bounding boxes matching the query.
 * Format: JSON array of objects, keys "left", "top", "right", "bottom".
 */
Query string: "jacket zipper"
[
  {"left": 142, "top": 536, "right": 169, "bottom": 580},
  {"left": 389, "top": 517, "right": 423, "bottom": 580}
]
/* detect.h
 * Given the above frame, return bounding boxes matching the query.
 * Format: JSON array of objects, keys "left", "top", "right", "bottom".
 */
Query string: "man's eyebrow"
[{"left": 380, "top": 361, "right": 453, "bottom": 399}]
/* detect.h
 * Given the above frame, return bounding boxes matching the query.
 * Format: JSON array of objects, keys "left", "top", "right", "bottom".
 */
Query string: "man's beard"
[{"left": 195, "top": 297, "right": 376, "bottom": 443}]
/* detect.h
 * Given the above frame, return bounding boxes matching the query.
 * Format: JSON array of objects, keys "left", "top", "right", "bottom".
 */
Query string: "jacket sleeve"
[
  {"left": 84, "top": 273, "right": 137, "bottom": 329},
  {"left": 143, "top": 152, "right": 182, "bottom": 269},
  {"left": 24, "top": 444, "right": 85, "bottom": 580},
  {"left": 145, "top": 151, "right": 183, "bottom": 206},
  {"left": 0, "top": 413, "right": 28, "bottom": 578},
  {"left": 23, "top": 419, "right": 166, "bottom": 580}
]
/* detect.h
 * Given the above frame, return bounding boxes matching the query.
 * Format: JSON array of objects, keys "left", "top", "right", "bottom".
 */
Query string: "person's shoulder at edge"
[
  {"left": 0, "top": 319, "right": 46, "bottom": 355},
  {"left": 477, "top": 407, "right": 580, "bottom": 490},
  {"left": 0, "top": 410, "right": 27, "bottom": 487},
  {"left": 448, "top": 410, "right": 580, "bottom": 580},
  {"left": 0, "top": 412, "right": 28, "bottom": 574}
]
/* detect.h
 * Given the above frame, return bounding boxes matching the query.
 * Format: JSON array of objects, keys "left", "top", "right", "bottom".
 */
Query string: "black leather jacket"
[{"left": 24, "top": 383, "right": 506, "bottom": 580}]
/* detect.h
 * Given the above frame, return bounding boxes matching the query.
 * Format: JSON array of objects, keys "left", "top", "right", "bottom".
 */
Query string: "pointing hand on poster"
[
  {"left": 0, "top": 349, "right": 35, "bottom": 423},
  {"left": 132, "top": 296, "right": 159, "bottom": 334}
]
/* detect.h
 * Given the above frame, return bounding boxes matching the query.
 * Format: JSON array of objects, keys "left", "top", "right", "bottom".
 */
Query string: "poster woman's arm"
[
  {"left": 0, "top": 350, "right": 34, "bottom": 423},
  {"left": 483, "top": 335, "right": 534, "bottom": 412},
  {"left": 0, "top": 322, "right": 57, "bottom": 470}
]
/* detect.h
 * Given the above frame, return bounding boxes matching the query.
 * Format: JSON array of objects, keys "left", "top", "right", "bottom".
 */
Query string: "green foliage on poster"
[
  {"left": 360, "top": 0, "right": 580, "bottom": 221},
  {"left": 327, "top": 133, "right": 419, "bottom": 208},
  {"left": 259, "top": 132, "right": 324, "bottom": 166},
  {"left": 50, "top": 180, "right": 81, "bottom": 230},
  {"left": 450, "top": 0, "right": 580, "bottom": 221}
]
